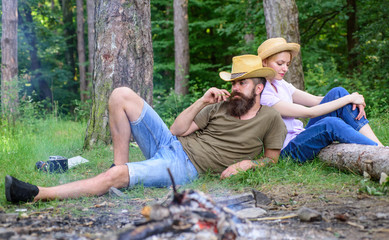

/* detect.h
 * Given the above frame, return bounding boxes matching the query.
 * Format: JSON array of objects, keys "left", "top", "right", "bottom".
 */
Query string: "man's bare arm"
[
  {"left": 170, "top": 87, "right": 230, "bottom": 136},
  {"left": 220, "top": 148, "right": 281, "bottom": 179}
]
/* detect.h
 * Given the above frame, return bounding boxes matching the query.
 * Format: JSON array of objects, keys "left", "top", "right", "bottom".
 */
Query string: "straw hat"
[
  {"left": 219, "top": 55, "right": 276, "bottom": 81},
  {"left": 257, "top": 38, "right": 300, "bottom": 60}
]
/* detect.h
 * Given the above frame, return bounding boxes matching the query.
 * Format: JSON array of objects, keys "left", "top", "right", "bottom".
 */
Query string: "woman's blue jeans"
[{"left": 281, "top": 87, "right": 378, "bottom": 163}]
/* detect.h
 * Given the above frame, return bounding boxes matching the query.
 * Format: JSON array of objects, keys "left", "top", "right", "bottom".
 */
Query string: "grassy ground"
[{"left": 1, "top": 115, "right": 388, "bottom": 209}]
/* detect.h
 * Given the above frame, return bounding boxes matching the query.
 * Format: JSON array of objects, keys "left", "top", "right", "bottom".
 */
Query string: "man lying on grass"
[{"left": 5, "top": 55, "right": 286, "bottom": 203}]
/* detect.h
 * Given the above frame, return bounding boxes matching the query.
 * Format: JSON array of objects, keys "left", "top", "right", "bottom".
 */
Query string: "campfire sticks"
[{"left": 118, "top": 168, "right": 249, "bottom": 240}]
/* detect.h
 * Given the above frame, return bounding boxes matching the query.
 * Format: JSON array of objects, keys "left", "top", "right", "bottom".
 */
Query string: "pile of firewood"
[{"left": 118, "top": 170, "right": 249, "bottom": 240}]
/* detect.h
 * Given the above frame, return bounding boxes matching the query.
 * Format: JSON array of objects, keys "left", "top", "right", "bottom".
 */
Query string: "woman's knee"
[
  {"left": 329, "top": 87, "right": 349, "bottom": 97},
  {"left": 320, "top": 87, "right": 350, "bottom": 104}
]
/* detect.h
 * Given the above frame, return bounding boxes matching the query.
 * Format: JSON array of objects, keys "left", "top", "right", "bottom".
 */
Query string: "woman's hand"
[
  {"left": 353, "top": 103, "right": 367, "bottom": 120},
  {"left": 350, "top": 92, "right": 367, "bottom": 120}
]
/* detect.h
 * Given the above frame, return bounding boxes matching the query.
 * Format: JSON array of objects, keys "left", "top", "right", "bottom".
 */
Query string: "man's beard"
[{"left": 226, "top": 88, "right": 257, "bottom": 118}]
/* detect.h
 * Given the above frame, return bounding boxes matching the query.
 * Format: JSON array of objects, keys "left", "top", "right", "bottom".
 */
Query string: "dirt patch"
[{"left": 1, "top": 187, "right": 389, "bottom": 240}]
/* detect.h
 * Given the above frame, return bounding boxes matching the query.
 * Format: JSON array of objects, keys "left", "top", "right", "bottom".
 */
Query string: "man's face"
[{"left": 226, "top": 79, "right": 257, "bottom": 117}]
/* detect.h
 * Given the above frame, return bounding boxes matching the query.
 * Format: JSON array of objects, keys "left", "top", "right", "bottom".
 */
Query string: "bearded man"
[{"left": 6, "top": 55, "right": 286, "bottom": 203}]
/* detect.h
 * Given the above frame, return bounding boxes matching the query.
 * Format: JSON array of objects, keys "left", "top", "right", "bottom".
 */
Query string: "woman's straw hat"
[
  {"left": 219, "top": 55, "right": 276, "bottom": 81},
  {"left": 257, "top": 38, "right": 300, "bottom": 60}
]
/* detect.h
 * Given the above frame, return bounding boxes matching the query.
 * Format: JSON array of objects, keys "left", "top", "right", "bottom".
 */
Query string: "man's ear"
[
  {"left": 256, "top": 83, "right": 264, "bottom": 95},
  {"left": 262, "top": 59, "right": 267, "bottom": 67}
]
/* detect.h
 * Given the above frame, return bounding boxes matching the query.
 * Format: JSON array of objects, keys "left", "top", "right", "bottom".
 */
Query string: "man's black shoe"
[{"left": 5, "top": 175, "right": 39, "bottom": 203}]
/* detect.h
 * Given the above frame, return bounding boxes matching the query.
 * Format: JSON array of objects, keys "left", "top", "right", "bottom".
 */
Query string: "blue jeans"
[
  {"left": 126, "top": 101, "right": 198, "bottom": 188},
  {"left": 281, "top": 87, "right": 378, "bottom": 163}
]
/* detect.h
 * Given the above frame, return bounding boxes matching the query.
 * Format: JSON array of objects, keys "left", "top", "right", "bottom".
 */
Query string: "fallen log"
[{"left": 317, "top": 143, "right": 389, "bottom": 180}]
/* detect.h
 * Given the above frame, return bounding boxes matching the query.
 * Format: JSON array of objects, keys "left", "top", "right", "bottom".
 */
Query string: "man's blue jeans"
[
  {"left": 281, "top": 87, "right": 378, "bottom": 163},
  {"left": 126, "top": 101, "right": 198, "bottom": 188}
]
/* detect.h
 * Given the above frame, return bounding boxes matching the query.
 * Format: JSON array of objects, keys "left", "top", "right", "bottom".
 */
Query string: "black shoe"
[
  {"left": 110, "top": 163, "right": 116, "bottom": 168},
  {"left": 5, "top": 175, "right": 39, "bottom": 203}
]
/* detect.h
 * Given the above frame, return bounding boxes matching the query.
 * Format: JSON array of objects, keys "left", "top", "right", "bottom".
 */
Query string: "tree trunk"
[
  {"left": 1, "top": 0, "right": 19, "bottom": 121},
  {"left": 86, "top": 0, "right": 95, "bottom": 93},
  {"left": 77, "top": 0, "right": 88, "bottom": 101},
  {"left": 318, "top": 144, "right": 389, "bottom": 180},
  {"left": 19, "top": 0, "right": 53, "bottom": 101},
  {"left": 174, "top": 0, "right": 189, "bottom": 95},
  {"left": 347, "top": 0, "right": 358, "bottom": 72},
  {"left": 263, "top": 0, "right": 304, "bottom": 90},
  {"left": 84, "top": 0, "right": 154, "bottom": 149}
]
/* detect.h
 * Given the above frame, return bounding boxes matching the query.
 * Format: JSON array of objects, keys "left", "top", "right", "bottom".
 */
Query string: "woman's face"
[{"left": 263, "top": 52, "right": 291, "bottom": 80}]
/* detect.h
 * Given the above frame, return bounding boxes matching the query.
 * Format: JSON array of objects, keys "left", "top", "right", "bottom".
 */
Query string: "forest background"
[{"left": 1, "top": 0, "right": 388, "bottom": 125}]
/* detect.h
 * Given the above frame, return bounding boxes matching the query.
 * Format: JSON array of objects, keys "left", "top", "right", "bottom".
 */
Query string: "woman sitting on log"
[{"left": 257, "top": 37, "right": 383, "bottom": 163}]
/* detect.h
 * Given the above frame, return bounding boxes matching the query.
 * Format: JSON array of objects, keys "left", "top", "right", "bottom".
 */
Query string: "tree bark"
[
  {"left": 318, "top": 144, "right": 389, "bottom": 180},
  {"left": 174, "top": 0, "right": 189, "bottom": 95},
  {"left": 77, "top": 0, "right": 88, "bottom": 101},
  {"left": 84, "top": 0, "right": 154, "bottom": 149},
  {"left": 1, "top": 0, "right": 19, "bottom": 121},
  {"left": 263, "top": 0, "right": 304, "bottom": 90},
  {"left": 86, "top": 0, "right": 95, "bottom": 93}
]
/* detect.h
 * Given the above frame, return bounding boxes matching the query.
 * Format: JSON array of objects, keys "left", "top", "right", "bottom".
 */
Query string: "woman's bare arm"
[
  {"left": 292, "top": 89, "right": 323, "bottom": 107},
  {"left": 272, "top": 92, "right": 365, "bottom": 119}
]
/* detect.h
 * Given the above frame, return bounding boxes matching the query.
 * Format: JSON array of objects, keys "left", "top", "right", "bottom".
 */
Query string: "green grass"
[
  {"left": 0, "top": 115, "right": 388, "bottom": 209},
  {"left": 369, "top": 116, "right": 389, "bottom": 145}
]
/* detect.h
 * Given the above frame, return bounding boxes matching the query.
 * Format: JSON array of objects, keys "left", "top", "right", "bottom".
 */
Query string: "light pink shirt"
[{"left": 260, "top": 79, "right": 305, "bottom": 149}]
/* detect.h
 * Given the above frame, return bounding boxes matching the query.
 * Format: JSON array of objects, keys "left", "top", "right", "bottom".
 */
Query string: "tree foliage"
[
  {"left": 15, "top": 0, "right": 78, "bottom": 114},
  {"left": 298, "top": 0, "right": 389, "bottom": 115}
]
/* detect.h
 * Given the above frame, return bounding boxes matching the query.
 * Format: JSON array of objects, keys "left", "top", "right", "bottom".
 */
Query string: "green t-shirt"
[{"left": 178, "top": 102, "right": 287, "bottom": 174}]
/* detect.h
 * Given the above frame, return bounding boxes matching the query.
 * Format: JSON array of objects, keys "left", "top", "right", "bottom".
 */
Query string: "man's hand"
[
  {"left": 220, "top": 150, "right": 280, "bottom": 179},
  {"left": 202, "top": 87, "right": 230, "bottom": 105},
  {"left": 170, "top": 87, "right": 229, "bottom": 136},
  {"left": 220, "top": 160, "right": 254, "bottom": 179}
]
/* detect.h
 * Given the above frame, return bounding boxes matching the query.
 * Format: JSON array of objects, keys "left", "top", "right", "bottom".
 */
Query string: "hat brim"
[
  {"left": 219, "top": 67, "right": 276, "bottom": 81},
  {"left": 258, "top": 43, "right": 300, "bottom": 60}
]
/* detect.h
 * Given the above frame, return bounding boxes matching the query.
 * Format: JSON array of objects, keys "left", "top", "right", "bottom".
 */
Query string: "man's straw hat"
[
  {"left": 257, "top": 37, "right": 300, "bottom": 60},
  {"left": 219, "top": 55, "right": 276, "bottom": 81}
]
